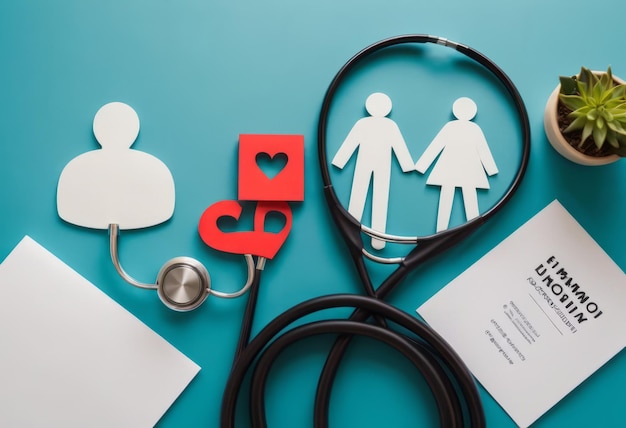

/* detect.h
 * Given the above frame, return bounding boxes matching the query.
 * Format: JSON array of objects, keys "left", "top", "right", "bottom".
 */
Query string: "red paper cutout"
[
  {"left": 198, "top": 200, "right": 293, "bottom": 259},
  {"left": 238, "top": 134, "right": 304, "bottom": 201}
]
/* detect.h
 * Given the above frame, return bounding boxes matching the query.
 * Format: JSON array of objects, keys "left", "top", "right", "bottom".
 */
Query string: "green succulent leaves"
[{"left": 559, "top": 67, "right": 626, "bottom": 156}]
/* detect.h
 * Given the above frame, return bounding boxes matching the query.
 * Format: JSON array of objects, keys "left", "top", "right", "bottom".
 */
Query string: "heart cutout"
[
  {"left": 216, "top": 203, "right": 287, "bottom": 234},
  {"left": 255, "top": 152, "right": 288, "bottom": 180},
  {"left": 198, "top": 200, "right": 292, "bottom": 259},
  {"left": 216, "top": 202, "right": 254, "bottom": 233},
  {"left": 261, "top": 210, "right": 287, "bottom": 234}
]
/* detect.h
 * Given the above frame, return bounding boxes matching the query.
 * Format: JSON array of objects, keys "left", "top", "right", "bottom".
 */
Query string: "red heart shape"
[
  {"left": 198, "top": 200, "right": 292, "bottom": 259},
  {"left": 255, "top": 152, "right": 288, "bottom": 180}
]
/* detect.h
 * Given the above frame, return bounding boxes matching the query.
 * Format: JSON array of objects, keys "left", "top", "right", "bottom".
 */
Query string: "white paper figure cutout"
[
  {"left": 332, "top": 92, "right": 414, "bottom": 250},
  {"left": 57, "top": 102, "right": 175, "bottom": 230},
  {"left": 415, "top": 97, "right": 498, "bottom": 232}
]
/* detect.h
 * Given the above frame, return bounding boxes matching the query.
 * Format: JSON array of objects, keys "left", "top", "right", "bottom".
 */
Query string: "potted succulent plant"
[{"left": 544, "top": 66, "right": 626, "bottom": 165}]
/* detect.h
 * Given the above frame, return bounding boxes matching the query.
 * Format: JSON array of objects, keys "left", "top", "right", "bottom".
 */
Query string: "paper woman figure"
[
  {"left": 415, "top": 97, "right": 498, "bottom": 232},
  {"left": 332, "top": 92, "right": 414, "bottom": 250},
  {"left": 57, "top": 102, "right": 175, "bottom": 230}
]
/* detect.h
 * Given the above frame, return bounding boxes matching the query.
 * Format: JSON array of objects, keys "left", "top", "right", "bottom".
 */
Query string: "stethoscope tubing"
[
  {"left": 222, "top": 294, "right": 483, "bottom": 428},
  {"left": 313, "top": 34, "right": 530, "bottom": 428}
]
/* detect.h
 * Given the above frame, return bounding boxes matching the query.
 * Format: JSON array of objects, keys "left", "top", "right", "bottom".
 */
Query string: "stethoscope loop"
[
  {"left": 318, "top": 34, "right": 531, "bottom": 250},
  {"left": 108, "top": 223, "right": 259, "bottom": 311}
]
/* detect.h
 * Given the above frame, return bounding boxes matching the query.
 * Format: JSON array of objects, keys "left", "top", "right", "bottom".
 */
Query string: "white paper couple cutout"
[
  {"left": 57, "top": 102, "right": 175, "bottom": 230},
  {"left": 332, "top": 93, "right": 498, "bottom": 249}
]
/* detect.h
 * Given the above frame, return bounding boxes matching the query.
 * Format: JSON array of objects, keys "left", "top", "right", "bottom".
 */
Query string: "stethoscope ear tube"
[{"left": 322, "top": 185, "right": 364, "bottom": 254}]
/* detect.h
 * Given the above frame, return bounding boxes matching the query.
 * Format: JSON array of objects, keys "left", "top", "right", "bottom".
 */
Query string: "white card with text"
[
  {"left": 0, "top": 236, "right": 200, "bottom": 427},
  {"left": 417, "top": 200, "right": 626, "bottom": 427}
]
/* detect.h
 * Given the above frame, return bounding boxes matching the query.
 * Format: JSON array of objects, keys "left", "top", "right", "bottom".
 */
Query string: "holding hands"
[{"left": 333, "top": 94, "right": 498, "bottom": 239}]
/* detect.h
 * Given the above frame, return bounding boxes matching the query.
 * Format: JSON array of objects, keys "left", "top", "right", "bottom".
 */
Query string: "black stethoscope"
[{"left": 220, "top": 34, "right": 530, "bottom": 427}]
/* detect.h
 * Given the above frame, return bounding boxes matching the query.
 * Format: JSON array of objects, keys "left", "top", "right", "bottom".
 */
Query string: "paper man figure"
[
  {"left": 332, "top": 92, "right": 414, "bottom": 250},
  {"left": 415, "top": 97, "right": 498, "bottom": 232},
  {"left": 57, "top": 102, "right": 175, "bottom": 230}
]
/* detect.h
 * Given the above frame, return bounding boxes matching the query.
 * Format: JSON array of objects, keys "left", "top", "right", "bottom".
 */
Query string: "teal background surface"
[{"left": 1, "top": 1, "right": 626, "bottom": 427}]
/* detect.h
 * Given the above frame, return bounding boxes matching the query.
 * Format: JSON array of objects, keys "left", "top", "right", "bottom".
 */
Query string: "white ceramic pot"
[{"left": 543, "top": 76, "right": 622, "bottom": 166}]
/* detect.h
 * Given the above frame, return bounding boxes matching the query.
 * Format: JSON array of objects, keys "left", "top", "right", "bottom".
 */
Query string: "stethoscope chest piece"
[{"left": 156, "top": 257, "right": 210, "bottom": 312}]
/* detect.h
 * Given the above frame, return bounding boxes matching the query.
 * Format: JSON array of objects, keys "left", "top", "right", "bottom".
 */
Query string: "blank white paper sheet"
[{"left": 0, "top": 236, "right": 200, "bottom": 427}]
